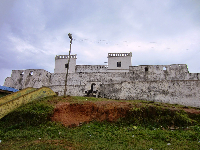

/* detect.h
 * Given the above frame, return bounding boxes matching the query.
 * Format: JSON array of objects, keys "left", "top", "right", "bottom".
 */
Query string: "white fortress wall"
[
  {"left": 129, "top": 64, "right": 199, "bottom": 81},
  {"left": 4, "top": 69, "right": 51, "bottom": 89},
  {"left": 49, "top": 72, "right": 131, "bottom": 96},
  {"left": 3, "top": 52, "right": 200, "bottom": 107},
  {"left": 100, "top": 80, "right": 200, "bottom": 108},
  {"left": 4, "top": 65, "right": 200, "bottom": 91}
]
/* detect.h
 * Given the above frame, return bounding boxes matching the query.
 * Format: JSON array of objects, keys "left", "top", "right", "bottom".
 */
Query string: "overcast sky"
[{"left": 0, "top": 0, "right": 200, "bottom": 86}]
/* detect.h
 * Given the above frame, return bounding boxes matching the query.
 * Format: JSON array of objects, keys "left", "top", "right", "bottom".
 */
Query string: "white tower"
[
  {"left": 54, "top": 55, "right": 77, "bottom": 73},
  {"left": 107, "top": 52, "right": 132, "bottom": 72}
]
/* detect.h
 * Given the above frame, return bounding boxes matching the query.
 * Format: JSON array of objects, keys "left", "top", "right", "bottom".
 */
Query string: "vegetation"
[
  {"left": 0, "top": 96, "right": 199, "bottom": 149},
  {"left": 0, "top": 92, "right": 9, "bottom": 98}
]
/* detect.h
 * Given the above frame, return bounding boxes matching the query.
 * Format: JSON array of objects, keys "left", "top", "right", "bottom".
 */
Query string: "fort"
[{"left": 4, "top": 52, "right": 200, "bottom": 108}]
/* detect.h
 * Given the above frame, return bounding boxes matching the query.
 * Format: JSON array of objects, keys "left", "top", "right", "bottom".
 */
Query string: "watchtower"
[
  {"left": 54, "top": 55, "right": 77, "bottom": 73},
  {"left": 107, "top": 52, "right": 132, "bottom": 72}
]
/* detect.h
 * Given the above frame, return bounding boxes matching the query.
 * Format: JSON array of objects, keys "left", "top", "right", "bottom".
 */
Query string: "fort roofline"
[
  {"left": 55, "top": 54, "right": 77, "bottom": 59},
  {"left": 108, "top": 52, "right": 132, "bottom": 57}
]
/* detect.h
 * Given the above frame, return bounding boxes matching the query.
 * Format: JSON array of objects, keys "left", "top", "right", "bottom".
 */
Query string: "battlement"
[
  {"left": 76, "top": 65, "right": 108, "bottom": 73},
  {"left": 108, "top": 52, "right": 132, "bottom": 57},
  {"left": 55, "top": 55, "right": 77, "bottom": 59}
]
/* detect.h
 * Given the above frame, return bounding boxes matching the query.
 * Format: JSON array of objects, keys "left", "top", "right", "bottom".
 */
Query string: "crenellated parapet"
[
  {"left": 108, "top": 52, "right": 132, "bottom": 57},
  {"left": 55, "top": 55, "right": 77, "bottom": 59},
  {"left": 76, "top": 65, "right": 108, "bottom": 73}
]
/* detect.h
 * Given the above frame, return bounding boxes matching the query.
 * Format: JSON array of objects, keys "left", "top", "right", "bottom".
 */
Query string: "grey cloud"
[{"left": 1, "top": 0, "right": 200, "bottom": 85}]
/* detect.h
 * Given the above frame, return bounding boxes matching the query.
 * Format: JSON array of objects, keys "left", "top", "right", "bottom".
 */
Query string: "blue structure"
[{"left": 0, "top": 86, "right": 19, "bottom": 93}]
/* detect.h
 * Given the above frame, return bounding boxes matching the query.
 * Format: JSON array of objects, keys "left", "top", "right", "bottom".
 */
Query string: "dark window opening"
[
  {"left": 145, "top": 67, "right": 148, "bottom": 72},
  {"left": 65, "top": 63, "right": 68, "bottom": 68},
  {"left": 117, "top": 62, "right": 121, "bottom": 67},
  {"left": 29, "top": 71, "right": 33, "bottom": 76}
]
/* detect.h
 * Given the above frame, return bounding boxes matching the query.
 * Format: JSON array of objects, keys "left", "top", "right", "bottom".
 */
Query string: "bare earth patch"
[
  {"left": 51, "top": 100, "right": 200, "bottom": 127},
  {"left": 51, "top": 101, "right": 132, "bottom": 127},
  {"left": 182, "top": 107, "right": 200, "bottom": 114}
]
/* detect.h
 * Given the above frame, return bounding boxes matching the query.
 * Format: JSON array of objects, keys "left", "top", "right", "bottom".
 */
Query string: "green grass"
[{"left": 0, "top": 96, "right": 200, "bottom": 149}]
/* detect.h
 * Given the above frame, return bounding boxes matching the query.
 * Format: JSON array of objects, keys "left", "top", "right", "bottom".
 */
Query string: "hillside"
[{"left": 0, "top": 96, "right": 200, "bottom": 149}]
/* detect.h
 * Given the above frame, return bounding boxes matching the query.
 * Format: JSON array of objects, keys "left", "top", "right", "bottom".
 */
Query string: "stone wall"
[
  {"left": 100, "top": 80, "right": 200, "bottom": 108},
  {"left": 4, "top": 69, "right": 51, "bottom": 89},
  {"left": 129, "top": 64, "right": 200, "bottom": 81},
  {"left": 49, "top": 72, "right": 130, "bottom": 96},
  {"left": 76, "top": 65, "right": 108, "bottom": 73},
  {"left": 3, "top": 64, "right": 200, "bottom": 108}
]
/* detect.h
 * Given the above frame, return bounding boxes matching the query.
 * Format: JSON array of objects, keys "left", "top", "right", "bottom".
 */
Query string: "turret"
[
  {"left": 54, "top": 54, "right": 77, "bottom": 73},
  {"left": 107, "top": 52, "right": 132, "bottom": 72}
]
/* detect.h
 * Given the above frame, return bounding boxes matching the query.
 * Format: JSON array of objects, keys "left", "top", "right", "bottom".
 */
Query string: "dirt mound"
[
  {"left": 182, "top": 108, "right": 200, "bottom": 115},
  {"left": 51, "top": 101, "right": 132, "bottom": 127}
]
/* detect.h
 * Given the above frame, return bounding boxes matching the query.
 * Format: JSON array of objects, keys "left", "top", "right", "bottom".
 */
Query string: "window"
[
  {"left": 163, "top": 67, "right": 166, "bottom": 70},
  {"left": 117, "top": 62, "right": 121, "bottom": 67},
  {"left": 29, "top": 71, "right": 33, "bottom": 76},
  {"left": 145, "top": 67, "right": 148, "bottom": 72},
  {"left": 65, "top": 63, "right": 68, "bottom": 68}
]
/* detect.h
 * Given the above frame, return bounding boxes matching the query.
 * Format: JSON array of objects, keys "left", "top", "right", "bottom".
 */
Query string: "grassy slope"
[{"left": 0, "top": 96, "right": 199, "bottom": 149}]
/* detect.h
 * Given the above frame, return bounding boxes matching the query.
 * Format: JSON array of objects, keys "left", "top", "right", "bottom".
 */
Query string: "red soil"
[
  {"left": 182, "top": 108, "right": 200, "bottom": 115},
  {"left": 51, "top": 101, "right": 132, "bottom": 127},
  {"left": 51, "top": 100, "right": 200, "bottom": 127}
]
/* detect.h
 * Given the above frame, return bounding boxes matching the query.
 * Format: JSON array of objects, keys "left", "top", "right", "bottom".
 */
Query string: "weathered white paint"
[
  {"left": 108, "top": 52, "right": 132, "bottom": 72},
  {"left": 100, "top": 81, "right": 200, "bottom": 108},
  {"left": 54, "top": 55, "right": 77, "bottom": 73},
  {"left": 4, "top": 52, "right": 200, "bottom": 108}
]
